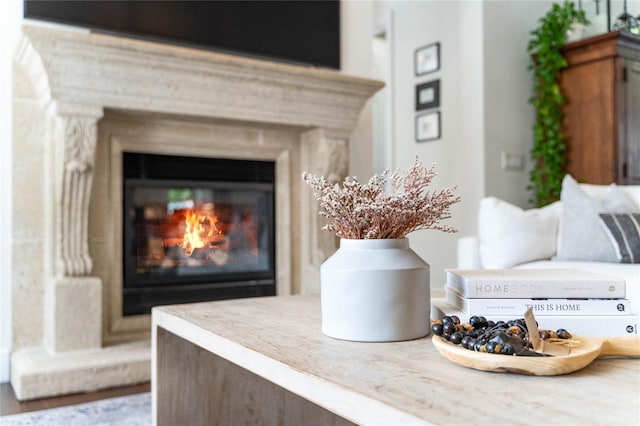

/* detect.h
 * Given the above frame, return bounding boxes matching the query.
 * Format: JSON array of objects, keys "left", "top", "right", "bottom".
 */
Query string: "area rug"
[{"left": 0, "top": 392, "right": 151, "bottom": 426}]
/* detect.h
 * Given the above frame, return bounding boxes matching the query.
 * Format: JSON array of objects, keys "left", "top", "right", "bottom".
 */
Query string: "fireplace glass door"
[{"left": 122, "top": 153, "right": 275, "bottom": 315}]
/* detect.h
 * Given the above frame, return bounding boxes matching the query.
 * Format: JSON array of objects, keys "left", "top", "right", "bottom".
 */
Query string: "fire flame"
[{"left": 181, "top": 210, "right": 221, "bottom": 256}]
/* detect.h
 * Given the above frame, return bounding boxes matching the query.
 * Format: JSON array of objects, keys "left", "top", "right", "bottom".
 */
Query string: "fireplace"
[
  {"left": 122, "top": 153, "right": 276, "bottom": 315},
  {"left": 11, "top": 24, "right": 382, "bottom": 400}
]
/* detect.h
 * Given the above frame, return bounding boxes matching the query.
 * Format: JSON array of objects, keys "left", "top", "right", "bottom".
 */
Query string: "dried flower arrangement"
[{"left": 303, "top": 158, "right": 461, "bottom": 239}]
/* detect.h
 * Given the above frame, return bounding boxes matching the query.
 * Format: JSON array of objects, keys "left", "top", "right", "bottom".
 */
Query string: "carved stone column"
[
  {"left": 45, "top": 105, "right": 104, "bottom": 352},
  {"left": 54, "top": 111, "right": 102, "bottom": 276},
  {"left": 300, "top": 128, "right": 349, "bottom": 294}
]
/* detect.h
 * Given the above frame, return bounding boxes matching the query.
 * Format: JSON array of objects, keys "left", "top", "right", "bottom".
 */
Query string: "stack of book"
[{"left": 431, "top": 269, "right": 638, "bottom": 337}]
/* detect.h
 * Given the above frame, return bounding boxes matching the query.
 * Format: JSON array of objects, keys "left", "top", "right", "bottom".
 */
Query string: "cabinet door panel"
[
  {"left": 561, "top": 59, "right": 616, "bottom": 184},
  {"left": 624, "top": 60, "right": 640, "bottom": 184}
]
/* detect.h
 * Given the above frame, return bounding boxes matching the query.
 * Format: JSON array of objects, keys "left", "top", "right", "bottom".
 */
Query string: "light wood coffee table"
[{"left": 152, "top": 295, "right": 640, "bottom": 425}]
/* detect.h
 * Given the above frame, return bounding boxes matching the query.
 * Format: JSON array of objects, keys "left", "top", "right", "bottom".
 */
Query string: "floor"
[{"left": 0, "top": 382, "right": 151, "bottom": 416}]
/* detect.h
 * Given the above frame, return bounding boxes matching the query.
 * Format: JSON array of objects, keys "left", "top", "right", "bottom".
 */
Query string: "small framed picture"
[
  {"left": 416, "top": 111, "right": 441, "bottom": 142},
  {"left": 415, "top": 42, "right": 440, "bottom": 76},
  {"left": 415, "top": 80, "right": 440, "bottom": 111}
]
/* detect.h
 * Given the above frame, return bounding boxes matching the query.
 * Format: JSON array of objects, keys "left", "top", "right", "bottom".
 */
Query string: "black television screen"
[{"left": 24, "top": 0, "right": 340, "bottom": 70}]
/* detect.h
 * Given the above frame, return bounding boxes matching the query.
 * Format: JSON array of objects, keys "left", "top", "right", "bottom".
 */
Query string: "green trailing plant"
[{"left": 527, "top": 1, "right": 588, "bottom": 207}]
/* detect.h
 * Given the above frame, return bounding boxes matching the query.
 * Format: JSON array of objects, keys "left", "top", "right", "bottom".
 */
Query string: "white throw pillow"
[
  {"left": 556, "top": 174, "right": 639, "bottom": 262},
  {"left": 478, "top": 197, "right": 561, "bottom": 268}
]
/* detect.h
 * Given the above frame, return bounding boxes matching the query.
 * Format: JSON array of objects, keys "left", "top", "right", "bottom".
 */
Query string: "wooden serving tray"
[{"left": 432, "top": 335, "right": 640, "bottom": 376}]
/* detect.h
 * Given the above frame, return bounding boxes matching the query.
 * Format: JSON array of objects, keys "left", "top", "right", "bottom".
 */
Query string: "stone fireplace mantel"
[{"left": 11, "top": 24, "right": 382, "bottom": 400}]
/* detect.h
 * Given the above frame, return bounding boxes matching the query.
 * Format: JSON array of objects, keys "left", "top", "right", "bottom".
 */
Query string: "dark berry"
[
  {"left": 431, "top": 323, "right": 443, "bottom": 336},
  {"left": 465, "top": 337, "right": 477, "bottom": 350},
  {"left": 460, "top": 335, "right": 472, "bottom": 349},
  {"left": 469, "top": 316, "right": 482, "bottom": 328},
  {"left": 449, "top": 331, "right": 464, "bottom": 345},
  {"left": 557, "top": 328, "right": 572, "bottom": 339},
  {"left": 469, "top": 315, "right": 489, "bottom": 329},
  {"left": 442, "top": 322, "right": 457, "bottom": 334},
  {"left": 441, "top": 316, "right": 454, "bottom": 324}
]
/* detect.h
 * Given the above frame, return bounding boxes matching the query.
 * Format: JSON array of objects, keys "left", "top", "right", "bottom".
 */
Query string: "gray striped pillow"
[{"left": 599, "top": 213, "right": 640, "bottom": 263}]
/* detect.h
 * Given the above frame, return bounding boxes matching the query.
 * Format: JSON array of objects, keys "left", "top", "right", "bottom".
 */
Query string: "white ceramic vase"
[{"left": 320, "top": 238, "right": 430, "bottom": 342}]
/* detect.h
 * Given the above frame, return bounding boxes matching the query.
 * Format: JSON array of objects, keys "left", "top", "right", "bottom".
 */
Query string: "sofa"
[{"left": 457, "top": 174, "right": 640, "bottom": 314}]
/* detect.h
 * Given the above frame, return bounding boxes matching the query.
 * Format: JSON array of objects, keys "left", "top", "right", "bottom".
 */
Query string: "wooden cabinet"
[{"left": 560, "top": 31, "right": 640, "bottom": 185}]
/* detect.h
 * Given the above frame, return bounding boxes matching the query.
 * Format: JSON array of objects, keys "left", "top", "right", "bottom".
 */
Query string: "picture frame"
[
  {"left": 415, "top": 80, "right": 440, "bottom": 111},
  {"left": 415, "top": 111, "right": 441, "bottom": 142},
  {"left": 414, "top": 42, "right": 440, "bottom": 76}
]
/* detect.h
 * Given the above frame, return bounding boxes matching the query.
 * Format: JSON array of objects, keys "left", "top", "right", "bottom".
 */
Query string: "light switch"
[{"left": 501, "top": 152, "right": 524, "bottom": 170}]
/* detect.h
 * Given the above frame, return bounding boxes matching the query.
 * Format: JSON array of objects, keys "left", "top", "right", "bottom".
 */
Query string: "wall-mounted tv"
[{"left": 24, "top": 0, "right": 340, "bottom": 70}]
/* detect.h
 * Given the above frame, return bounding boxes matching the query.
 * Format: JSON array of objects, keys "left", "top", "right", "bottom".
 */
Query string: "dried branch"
[{"left": 302, "top": 157, "right": 461, "bottom": 239}]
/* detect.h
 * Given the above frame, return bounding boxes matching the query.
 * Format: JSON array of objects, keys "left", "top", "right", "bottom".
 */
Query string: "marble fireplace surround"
[{"left": 11, "top": 24, "right": 382, "bottom": 400}]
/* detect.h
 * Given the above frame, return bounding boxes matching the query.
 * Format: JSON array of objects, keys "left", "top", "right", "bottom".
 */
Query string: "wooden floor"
[{"left": 0, "top": 382, "right": 151, "bottom": 416}]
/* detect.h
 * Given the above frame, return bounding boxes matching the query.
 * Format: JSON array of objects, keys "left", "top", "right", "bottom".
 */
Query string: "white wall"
[
  {"left": 483, "top": 1, "right": 553, "bottom": 207},
  {"left": 379, "top": 0, "right": 581, "bottom": 289},
  {"left": 0, "top": 0, "right": 22, "bottom": 384},
  {"left": 341, "top": 0, "right": 376, "bottom": 180},
  {"left": 340, "top": 0, "right": 487, "bottom": 289},
  {"left": 389, "top": 0, "right": 475, "bottom": 288}
]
